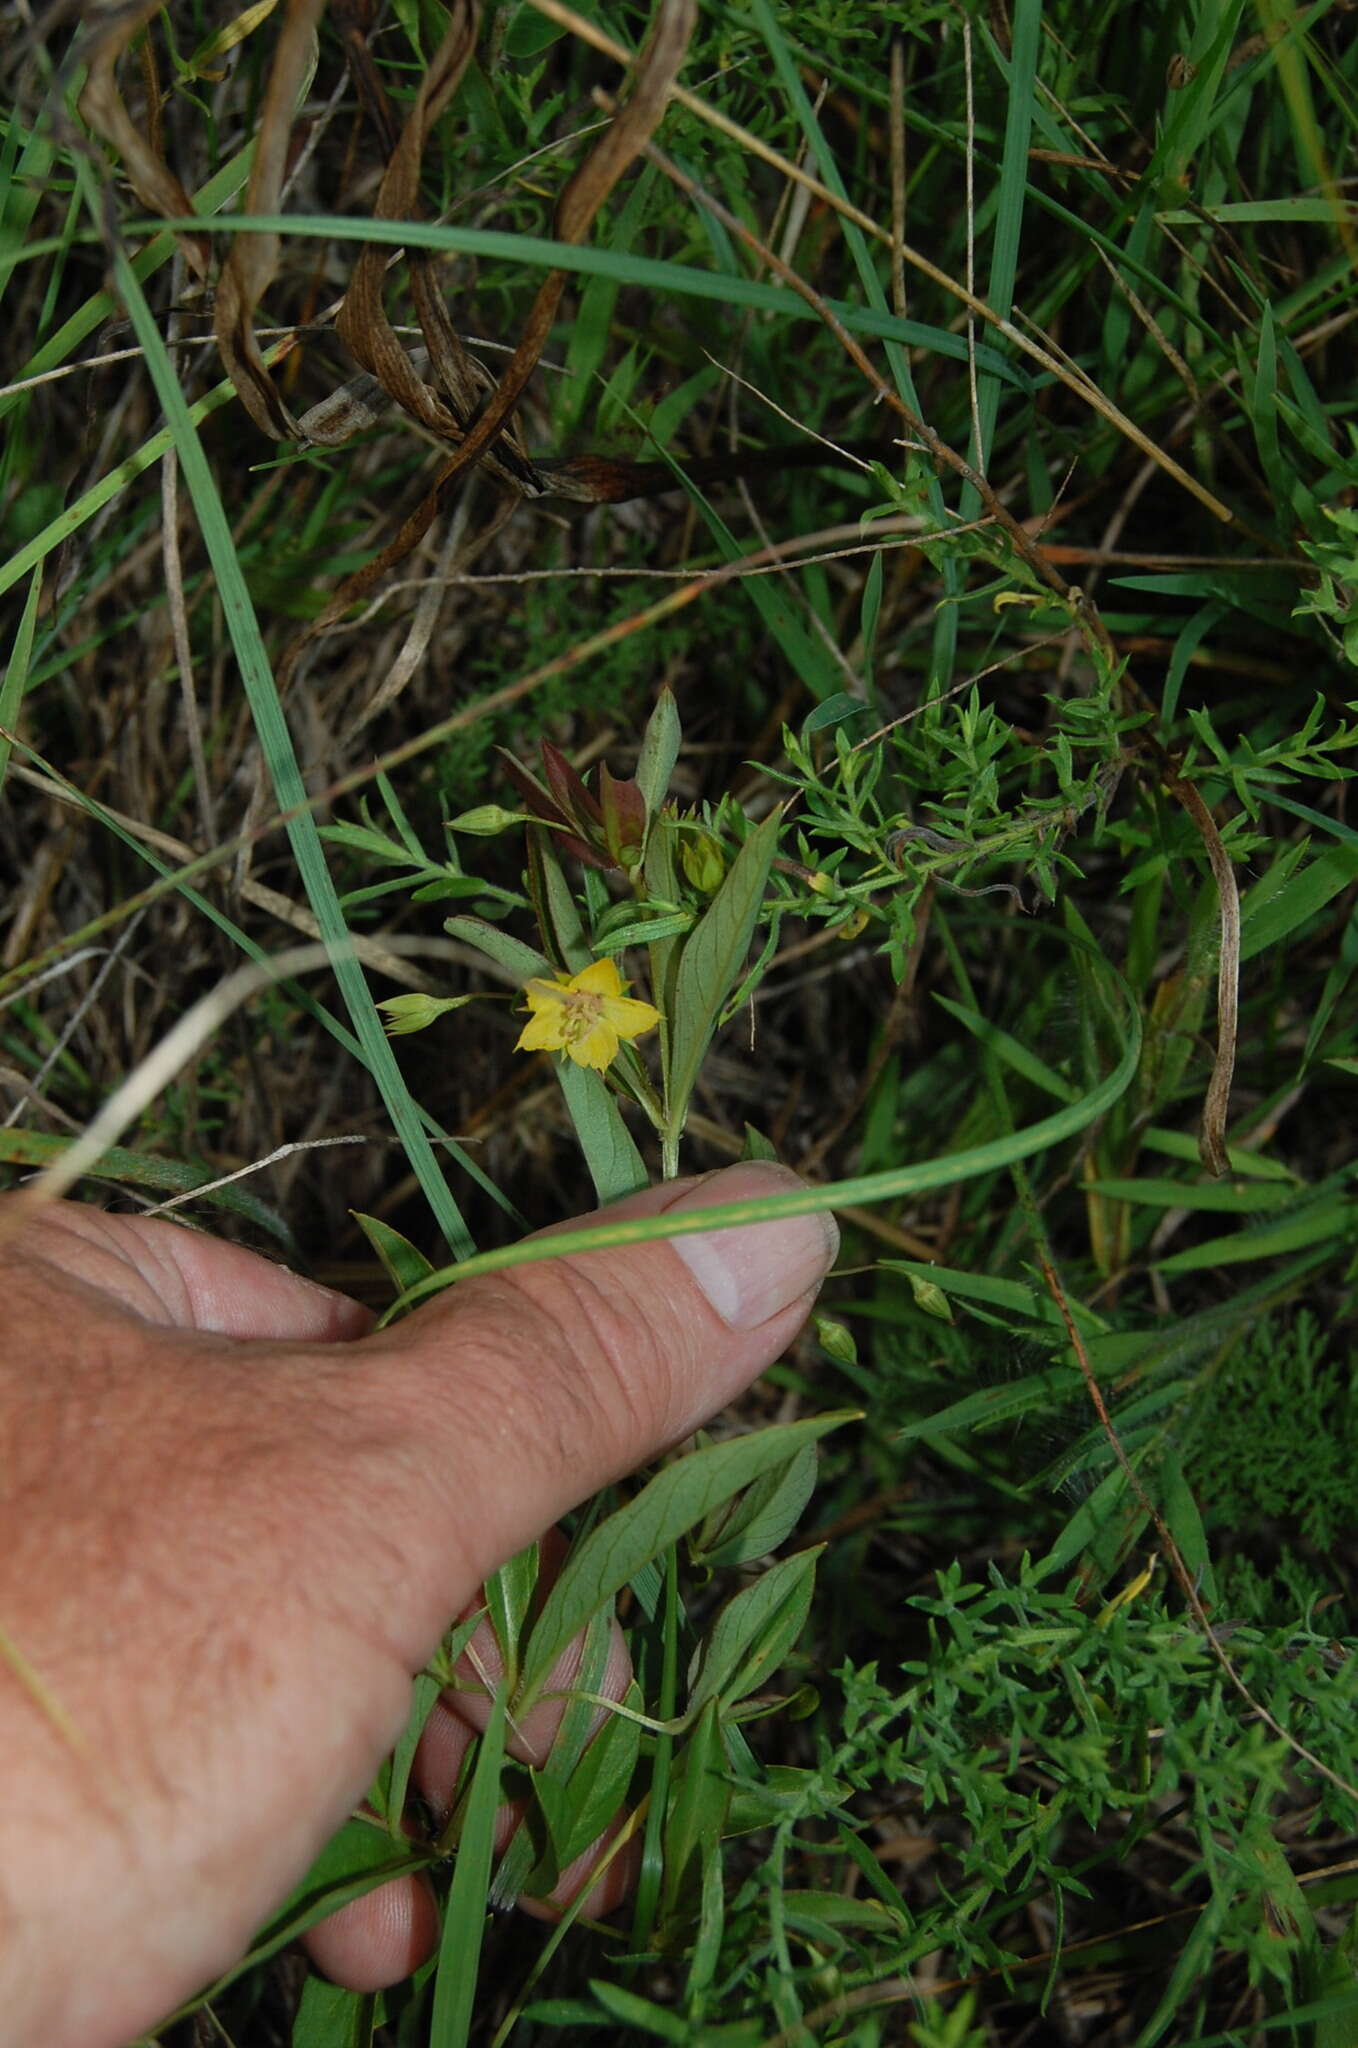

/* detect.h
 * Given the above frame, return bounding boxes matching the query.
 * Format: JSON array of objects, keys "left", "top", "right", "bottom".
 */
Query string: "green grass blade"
[
  {"left": 111, "top": 211, "right": 1031, "bottom": 387},
  {"left": 0, "top": 564, "right": 42, "bottom": 788},
  {"left": 428, "top": 1686, "right": 508, "bottom": 2048},
  {"left": 78, "top": 174, "right": 475, "bottom": 1257},
  {"left": 964, "top": 0, "right": 1041, "bottom": 491}
]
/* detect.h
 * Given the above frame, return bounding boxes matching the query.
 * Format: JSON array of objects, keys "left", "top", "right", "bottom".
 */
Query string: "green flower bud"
[
  {"left": 446, "top": 804, "right": 530, "bottom": 835},
  {"left": 680, "top": 830, "right": 726, "bottom": 895},
  {"left": 814, "top": 1316, "right": 858, "bottom": 1366},
  {"left": 377, "top": 992, "right": 473, "bottom": 1035}
]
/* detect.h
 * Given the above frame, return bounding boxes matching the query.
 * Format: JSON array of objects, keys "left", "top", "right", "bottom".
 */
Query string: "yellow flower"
[{"left": 514, "top": 957, "right": 661, "bottom": 1073}]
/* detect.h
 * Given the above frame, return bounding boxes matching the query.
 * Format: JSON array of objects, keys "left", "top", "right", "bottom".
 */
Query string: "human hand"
[{"left": 0, "top": 1165, "right": 837, "bottom": 2048}]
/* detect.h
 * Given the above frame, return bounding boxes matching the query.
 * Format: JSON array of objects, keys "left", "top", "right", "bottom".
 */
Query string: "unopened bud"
[
  {"left": 814, "top": 1316, "right": 858, "bottom": 1366},
  {"left": 680, "top": 830, "right": 726, "bottom": 894},
  {"left": 447, "top": 804, "right": 529, "bottom": 835},
  {"left": 377, "top": 992, "right": 474, "bottom": 1035}
]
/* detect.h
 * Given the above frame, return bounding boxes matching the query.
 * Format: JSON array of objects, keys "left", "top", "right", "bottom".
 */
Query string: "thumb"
[{"left": 354, "top": 1161, "right": 838, "bottom": 1649}]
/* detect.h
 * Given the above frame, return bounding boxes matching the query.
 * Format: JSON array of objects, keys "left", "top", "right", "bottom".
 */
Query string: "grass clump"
[{"left": 4, "top": 0, "right": 1358, "bottom": 2040}]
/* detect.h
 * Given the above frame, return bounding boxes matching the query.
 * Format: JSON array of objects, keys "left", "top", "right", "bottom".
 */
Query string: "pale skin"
[{"left": 0, "top": 1162, "right": 837, "bottom": 2048}]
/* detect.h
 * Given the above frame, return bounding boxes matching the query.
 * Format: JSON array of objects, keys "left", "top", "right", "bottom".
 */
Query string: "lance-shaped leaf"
[
  {"left": 543, "top": 740, "right": 605, "bottom": 839},
  {"left": 636, "top": 688, "right": 683, "bottom": 824},
  {"left": 531, "top": 1680, "right": 645, "bottom": 1891},
  {"left": 694, "top": 1440, "right": 820, "bottom": 1569},
  {"left": 517, "top": 1412, "right": 852, "bottom": 1704},
  {"left": 664, "top": 808, "right": 783, "bottom": 1140},
  {"left": 661, "top": 1700, "right": 729, "bottom": 1925},
  {"left": 686, "top": 1548, "right": 821, "bottom": 1714}
]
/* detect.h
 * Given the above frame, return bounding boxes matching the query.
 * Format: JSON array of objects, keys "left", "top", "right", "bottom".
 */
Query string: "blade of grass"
[
  {"left": 428, "top": 1685, "right": 507, "bottom": 2048},
  {"left": 75, "top": 170, "right": 475, "bottom": 1256},
  {"left": 0, "top": 565, "right": 42, "bottom": 789},
  {"left": 962, "top": 0, "right": 1041, "bottom": 502}
]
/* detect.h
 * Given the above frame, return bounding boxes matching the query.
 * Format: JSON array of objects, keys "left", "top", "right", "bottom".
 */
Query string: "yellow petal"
[
  {"left": 516, "top": 1009, "right": 566, "bottom": 1053},
  {"left": 567, "top": 1019, "right": 621, "bottom": 1070},
  {"left": 600, "top": 994, "right": 662, "bottom": 1041},
  {"left": 571, "top": 957, "right": 625, "bottom": 999},
  {"left": 522, "top": 975, "right": 570, "bottom": 1014}
]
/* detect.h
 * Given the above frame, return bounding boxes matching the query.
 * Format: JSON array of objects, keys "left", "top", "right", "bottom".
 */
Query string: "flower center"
[{"left": 561, "top": 990, "right": 604, "bottom": 1043}]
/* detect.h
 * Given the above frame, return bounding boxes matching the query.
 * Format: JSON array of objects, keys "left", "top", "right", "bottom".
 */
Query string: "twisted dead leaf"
[
  {"left": 76, "top": 0, "right": 211, "bottom": 279},
  {"left": 210, "top": 0, "right": 325, "bottom": 439}
]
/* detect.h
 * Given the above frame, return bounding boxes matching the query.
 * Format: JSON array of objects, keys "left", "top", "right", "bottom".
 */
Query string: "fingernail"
[{"left": 667, "top": 1164, "right": 838, "bottom": 1330}]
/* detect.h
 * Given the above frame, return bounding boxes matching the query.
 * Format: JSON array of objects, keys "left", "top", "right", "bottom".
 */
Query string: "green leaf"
[
  {"left": 963, "top": 0, "right": 1041, "bottom": 494},
  {"left": 1032, "top": 1460, "right": 1143, "bottom": 1585},
  {"left": 533, "top": 1680, "right": 644, "bottom": 1883},
  {"left": 636, "top": 687, "right": 683, "bottom": 825},
  {"left": 897, "top": 1364, "right": 1082, "bottom": 1444},
  {"left": 485, "top": 1540, "right": 540, "bottom": 1686},
  {"left": 879, "top": 1259, "right": 1106, "bottom": 1335},
  {"left": 1239, "top": 844, "right": 1358, "bottom": 962},
  {"left": 350, "top": 1212, "right": 436, "bottom": 1294},
  {"left": 933, "top": 994, "right": 1079, "bottom": 1103},
  {"left": 1158, "top": 1447, "right": 1217, "bottom": 1608},
  {"left": 1154, "top": 1194, "right": 1356, "bottom": 1273},
  {"left": 696, "top": 1441, "right": 820, "bottom": 1569},
  {"left": 383, "top": 1667, "right": 443, "bottom": 1837},
  {"left": 428, "top": 1685, "right": 507, "bottom": 2048},
  {"left": 1140, "top": 1125, "right": 1295, "bottom": 1181},
  {"left": 1083, "top": 1177, "right": 1293, "bottom": 1213},
  {"left": 595, "top": 912, "right": 694, "bottom": 952},
  {"left": 665, "top": 810, "right": 782, "bottom": 1140},
  {"left": 782, "top": 1890, "right": 904, "bottom": 1935},
  {"left": 661, "top": 1700, "right": 729, "bottom": 1925},
  {"left": 443, "top": 915, "right": 549, "bottom": 982},
  {"left": 518, "top": 1414, "right": 853, "bottom": 1705},
  {"left": 291, "top": 1976, "right": 377, "bottom": 2048},
  {"left": 77, "top": 169, "right": 474, "bottom": 1259},
  {"left": 801, "top": 693, "right": 873, "bottom": 738},
  {"left": 0, "top": 1128, "right": 291, "bottom": 1246},
  {"left": 588, "top": 1980, "right": 691, "bottom": 2042},
  {"left": 555, "top": 1057, "right": 649, "bottom": 1204},
  {"left": 687, "top": 1549, "right": 821, "bottom": 1713},
  {"left": 0, "top": 564, "right": 41, "bottom": 791}
]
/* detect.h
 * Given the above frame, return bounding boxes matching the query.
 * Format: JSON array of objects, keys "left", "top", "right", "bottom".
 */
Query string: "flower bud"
[
  {"left": 680, "top": 830, "right": 726, "bottom": 895},
  {"left": 377, "top": 992, "right": 473, "bottom": 1035},
  {"left": 446, "top": 804, "right": 528, "bottom": 835}
]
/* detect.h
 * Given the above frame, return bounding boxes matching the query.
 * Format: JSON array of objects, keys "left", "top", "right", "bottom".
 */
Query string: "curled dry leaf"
[
  {"left": 415, "top": 0, "right": 698, "bottom": 505},
  {"left": 274, "top": 0, "right": 699, "bottom": 690},
  {"left": 211, "top": 0, "right": 325, "bottom": 440},
  {"left": 332, "top": 0, "right": 545, "bottom": 491},
  {"left": 76, "top": 0, "right": 211, "bottom": 280}
]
